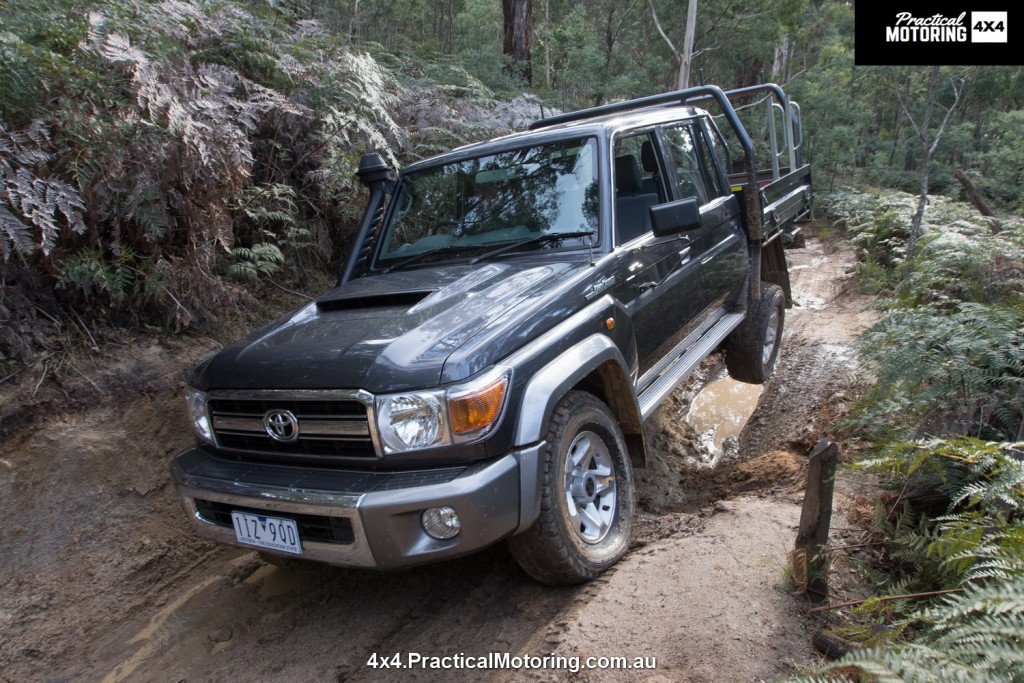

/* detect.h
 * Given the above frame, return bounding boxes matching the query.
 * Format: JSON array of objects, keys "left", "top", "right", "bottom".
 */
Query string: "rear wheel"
[
  {"left": 724, "top": 282, "right": 785, "bottom": 384},
  {"left": 508, "top": 391, "right": 634, "bottom": 585}
]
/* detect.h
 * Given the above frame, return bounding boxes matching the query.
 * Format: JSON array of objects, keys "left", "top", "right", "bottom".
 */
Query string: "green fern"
[
  {"left": 799, "top": 441, "right": 1024, "bottom": 682},
  {"left": 808, "top": 580, "right": 1024, "bottom": 682},
  {"left": 228, "top": 242, "right": 284, "bottom": 282},
  {"left": 55, "top": 246, "right": 155, "bottom": 306},
  {"left": 847, "top": 304, "right": 1024, "bottom": 442}
]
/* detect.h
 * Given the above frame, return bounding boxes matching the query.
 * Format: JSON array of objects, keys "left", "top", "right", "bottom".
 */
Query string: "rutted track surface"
[{"left": 0, "top": 237, "right": 875, "bottom": 682}]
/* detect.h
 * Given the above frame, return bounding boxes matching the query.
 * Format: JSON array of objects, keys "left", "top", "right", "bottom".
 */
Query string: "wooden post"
[{"left": 792, "top": 439, "right": 838, "bottom": 601}]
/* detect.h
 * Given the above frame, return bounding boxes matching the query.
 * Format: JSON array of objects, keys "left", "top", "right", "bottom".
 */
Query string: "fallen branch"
[
  {"left": 71, "top": 308, "right": 100, "bottom": 351},
  {"left": 268, "top": 279, "right": 314, "bottom": 301},
  {"left": 31, "top": 361, "right": 48, "bottom": 399},
  {"left": 812, "top": 629, "right": 858, "bottom": 660},
  {"left": 824, "top": 542, "right": 883, "bottom": 552},
  {"left": 808, "top": 588, "right": 963, "bottom": 613},
  {"left": 0, "top": 368, "right": 22, "bottom": 385},
  {"left": 954, "top": 167, "right": 995, "bottom": 214},
  {"left": 67, "top": 359, "right": 106, "bottom": 395}
]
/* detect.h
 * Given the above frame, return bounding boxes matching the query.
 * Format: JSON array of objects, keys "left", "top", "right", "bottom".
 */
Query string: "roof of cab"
[{"left": 402, "top": 104, "right": 705, "bottom": 173}]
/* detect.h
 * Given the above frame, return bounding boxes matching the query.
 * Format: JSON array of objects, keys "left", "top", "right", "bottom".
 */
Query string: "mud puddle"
[{"left": 686, "top": 373, "right": 764, "bottom": 457}]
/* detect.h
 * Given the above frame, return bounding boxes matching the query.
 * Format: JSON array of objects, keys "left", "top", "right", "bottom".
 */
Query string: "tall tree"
[
  {"left": 896, "top": 66, "right": 968, "bottom": 259},
  {"left": 502, "top": 0, "right": 533, "bottom": 85},
  {"left": 648, "top": 0, "right": 698, "bottom": 89}
]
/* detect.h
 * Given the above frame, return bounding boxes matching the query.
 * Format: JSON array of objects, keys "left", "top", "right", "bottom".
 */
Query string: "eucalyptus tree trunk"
[
  {"left": 502, "top": 0, "right": 533, "bottom": 85},
  {"left": 678, "top": 0, "right": 697, "bottom": 89},
  {"left": 544, "top": 0, "right": 551, "bottom": 88},
  {"left": 648, "top": 0, "right": 698, "bottom": 91},
  {"left": 773, "top": 33, "right": 789, "bottom": 83},
  {"left": 900, "top": 66, "right": 966, "bottom": 261}
]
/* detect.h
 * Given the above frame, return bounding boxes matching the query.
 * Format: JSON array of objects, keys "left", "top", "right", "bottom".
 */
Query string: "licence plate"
[{"left": 231, "top": 511, "right": 302, "bottom": 555}]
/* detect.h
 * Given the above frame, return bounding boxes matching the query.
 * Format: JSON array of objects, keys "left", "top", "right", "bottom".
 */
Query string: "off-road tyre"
[
  {"left": 724, "top": 282, "right": 785, "bottom": 384},
  {"left": 508, "top": 391, "right": 634, "bottom": 585}
]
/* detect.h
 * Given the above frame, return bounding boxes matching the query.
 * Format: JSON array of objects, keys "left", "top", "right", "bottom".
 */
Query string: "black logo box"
[{"left": 856, "top": 4, "right": 1018, "bottom": 65}]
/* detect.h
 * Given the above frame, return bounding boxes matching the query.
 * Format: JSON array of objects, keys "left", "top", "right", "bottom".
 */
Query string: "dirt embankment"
[{"left": 0, "top": 236, "right": 875, "bottom": 683}]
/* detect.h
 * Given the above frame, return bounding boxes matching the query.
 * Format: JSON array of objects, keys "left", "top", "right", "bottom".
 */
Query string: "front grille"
[
  {"left": 208, "top": 395, "right": 376, "bottom": 460},
  {"left": 195, "top": 499, "right": 355, "bottom": 545}
]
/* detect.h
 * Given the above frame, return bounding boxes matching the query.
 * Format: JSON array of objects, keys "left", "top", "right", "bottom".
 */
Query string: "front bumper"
[{"left": 171, "top": 445, "right": 537, "bottom": 569}]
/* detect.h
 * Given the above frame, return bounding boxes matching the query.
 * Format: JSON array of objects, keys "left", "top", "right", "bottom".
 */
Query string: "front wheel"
[
  {"left": 724, "top": 282, "right": 785, "bottom": 384},
  {"left": 508, "top": 391, "right": 634, "bottom": 585}
]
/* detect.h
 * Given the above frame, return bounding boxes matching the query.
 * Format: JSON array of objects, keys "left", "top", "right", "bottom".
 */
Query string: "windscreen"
[{"left": 375, "top": 137, "right": 599, "bottom": 267}]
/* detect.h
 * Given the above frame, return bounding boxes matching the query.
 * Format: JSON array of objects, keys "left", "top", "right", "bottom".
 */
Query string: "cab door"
[
  {"left": 610, "top": 131, "right": 705, "bottom": 375},
  {"left": 660, "top": 119, "right": 746, "bottom": 317}
]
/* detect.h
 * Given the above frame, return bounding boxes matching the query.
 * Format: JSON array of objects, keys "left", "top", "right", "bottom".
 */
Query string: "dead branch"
[
  {"left": 808, "top": 588, "right": 963, "bottom": 613},
  {"left": 646, "top": 0, "right": 680, "bottom": 64}
]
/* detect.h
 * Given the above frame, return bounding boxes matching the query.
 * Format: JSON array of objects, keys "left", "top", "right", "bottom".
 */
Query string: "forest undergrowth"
[
  {"left": 0, "top": 0, "right": 541, "bottom": 369},
  {"left": 795, "top": 188, "right": 1024, "bottom": 682}
]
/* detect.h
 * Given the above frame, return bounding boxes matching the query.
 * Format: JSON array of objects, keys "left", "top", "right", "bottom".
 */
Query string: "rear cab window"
[{"left": 662, "top": 121, "right": 729, "bottom": 204}]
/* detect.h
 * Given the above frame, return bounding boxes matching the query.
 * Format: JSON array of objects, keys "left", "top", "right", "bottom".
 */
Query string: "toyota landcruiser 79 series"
[{"left": 171, "top": 84, "right": 812, "bottom": 584}]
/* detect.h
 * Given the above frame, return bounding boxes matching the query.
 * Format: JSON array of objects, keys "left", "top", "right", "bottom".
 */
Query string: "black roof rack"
[
  {"left": 528, "top": 83, "right": 790, "bottom": 133},
  {"left": 527, "top": 87, "right": 703, "bottom": 131}
]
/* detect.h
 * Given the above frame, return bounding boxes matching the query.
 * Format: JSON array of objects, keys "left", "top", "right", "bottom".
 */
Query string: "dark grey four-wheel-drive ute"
[{"left": 171, "top": 83, "right": 812, "bottom": 584}]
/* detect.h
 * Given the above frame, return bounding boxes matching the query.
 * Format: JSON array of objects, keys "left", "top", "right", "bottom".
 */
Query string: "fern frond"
[
  {"left": 1, "top": 121, "right": 86, "bottom": 258},
  {"left": 0, "top": 204, "right": 34, "bottom": 259}
]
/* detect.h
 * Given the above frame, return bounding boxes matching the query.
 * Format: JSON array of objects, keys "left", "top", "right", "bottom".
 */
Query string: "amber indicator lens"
[{"left": 449, "top": 375, "right": 509, "bottom": 434}]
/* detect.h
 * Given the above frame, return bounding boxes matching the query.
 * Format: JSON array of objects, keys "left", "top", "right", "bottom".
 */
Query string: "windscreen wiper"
[
  {"left": 468, "top": 230, "right": 597, "bottom": 264},
  {"left": 382, "top": 245, "right": 478, "bottom": 273}
]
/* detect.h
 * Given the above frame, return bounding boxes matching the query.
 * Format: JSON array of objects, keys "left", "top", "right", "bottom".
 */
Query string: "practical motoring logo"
[
  {"left": 855, "top": 5, "right": 1017, "bottom": 65},
  {"left": 884, "top": 11, "right": 1007, "bottom": 43}
]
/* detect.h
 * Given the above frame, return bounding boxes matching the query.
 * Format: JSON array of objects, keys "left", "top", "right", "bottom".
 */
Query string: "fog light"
[{"left": 422, "top": 506, "right": 461, "bottom": 540}]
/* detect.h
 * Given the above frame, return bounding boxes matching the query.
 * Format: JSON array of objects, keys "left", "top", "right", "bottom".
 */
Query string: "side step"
[{"left": 637, "top": 312, "right": 745, "bottom": 420}]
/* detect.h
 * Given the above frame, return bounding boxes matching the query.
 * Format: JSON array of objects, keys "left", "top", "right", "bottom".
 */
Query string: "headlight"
[
  {"left": 184, "top": 387, "right": 213, "bottom": 442},
  {"left": 377, "top": 392, "right": 448, "bottom": 453},
  {"left": 374, "top": 367, "right": 511, "bottom": 454}
]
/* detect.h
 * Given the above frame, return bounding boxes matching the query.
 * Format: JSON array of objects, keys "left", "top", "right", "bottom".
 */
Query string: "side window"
[
  {"left": 612, "top": 133, "right": 667, "bottom": 203},
  {"left": 663, "top": 123, "right": 727, "bottom": 204},
  {"left": 612, "top": 132, "right": 666, "bottom": 245},
  {"left": 694, "top": 124, "right": 728, "bottom": 199},
  {"left": 705, "top": 118, "right": 732, "bottom": 179}
]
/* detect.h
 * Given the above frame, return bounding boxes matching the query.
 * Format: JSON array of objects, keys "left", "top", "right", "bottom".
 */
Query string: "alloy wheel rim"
[{"left": 563, "top": 430, "right": 617, "bottom": 544}]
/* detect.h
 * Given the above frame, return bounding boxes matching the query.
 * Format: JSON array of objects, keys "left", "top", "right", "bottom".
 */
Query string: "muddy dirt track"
[{"left": 0, "top": 236, "right": 876, "bottom": 683}]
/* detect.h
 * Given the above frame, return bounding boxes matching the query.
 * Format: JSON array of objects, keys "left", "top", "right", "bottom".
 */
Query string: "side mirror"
[{"left": 650, "top": 197, "right": 702, "bottom": 238}]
